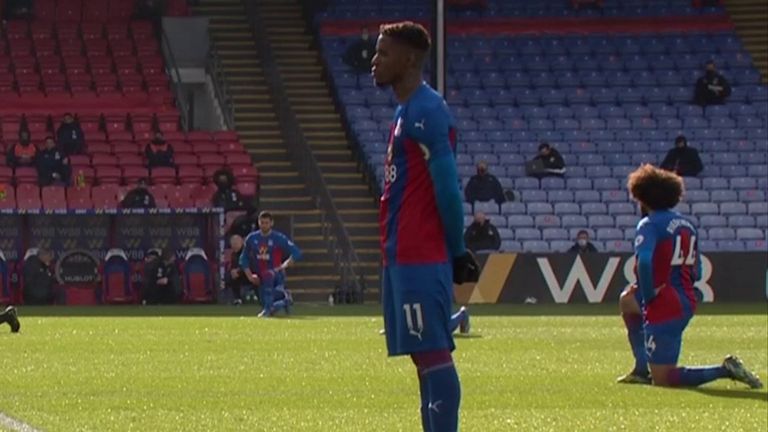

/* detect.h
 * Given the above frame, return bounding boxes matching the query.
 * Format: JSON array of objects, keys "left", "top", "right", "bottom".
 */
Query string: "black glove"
[{"left": 452, "top": 251, "right": 480, "bottom": 284}]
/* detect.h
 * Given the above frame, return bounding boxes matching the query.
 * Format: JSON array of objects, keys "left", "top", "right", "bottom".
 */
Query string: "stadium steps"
[
  {"left": 192, "top": 0, "right": 349, "bottom": 300},
  {"left": 255, "top": 0, "right": 382, "bottom": 299},
  {"left": 725, "top": 0, "right": 768, "bottom": 82}
]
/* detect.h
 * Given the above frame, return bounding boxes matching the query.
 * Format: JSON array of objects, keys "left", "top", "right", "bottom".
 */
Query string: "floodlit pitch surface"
[{"left": 0, "top": 304, "right": 765, "bottom": 432}]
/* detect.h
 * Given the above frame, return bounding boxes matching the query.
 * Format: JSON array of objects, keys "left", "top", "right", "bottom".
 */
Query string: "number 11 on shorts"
[{"left": 403, "top": 303, "right": 424, "bottom": 341}]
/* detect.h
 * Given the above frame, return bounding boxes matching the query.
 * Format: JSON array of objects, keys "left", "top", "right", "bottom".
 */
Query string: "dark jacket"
[
  {"left": 343, "top": 37, "right": 377, "bottom": 74},
  {"left": 121, "top": 187, "right": 156, "bottom": 208},
  {"left": 661, "top": 146, "right": 704, "bottom": 177},
  {"left": 56, "top": 122, "right": 86, "bottom": 155},
  {"left": 694, "top": 72, "right": 731, "bottom": 106},
  {"left": 36, "top": 148, "right": 71, "bottom": 186},
  {"left": 465, "top": 173, "right": 506, "bottom": 204},
  {"left": 463, "top": 220, "right": 501, "bottom": 252},
  {"left": 144, "top": 140, "right": 175, "bottom": 168},
  {"left": 212, "top": 187, "right": 247, "bottom": 211},
  {"left": 143, "top": 258, "right": 181, "bottom": 304},
  {"left": 228, "top": 212, "right": 258, "bottom": 238},
  {"left": 529, "top": 149, "right": 566, "bottom": 178},
  {"left": 535, "top": 149, "right": 566, "bottom": 170},
  {"left": 23, "top": 255, "right": 56, "bottom": 305},
  {"left": 228, "top": 247, "right": 248, "bottom": 285},
  {"left": 568, "top": 242, "right": 598, "bottom": 254},
  {"left": 6, "top": 142, "right": 37, "bottom": 168}
]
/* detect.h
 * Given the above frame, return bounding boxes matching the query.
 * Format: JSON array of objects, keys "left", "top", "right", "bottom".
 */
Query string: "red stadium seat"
[
  {"left": 108, "top": 0, "right": 134, "bottom": 22},
  {"left": 68, "top": 196, "right": 93, "bottom": 210},
  {"left": 236, "top": 182, "right": 257, "bottom": 198},
  {"left": 95, "top": 166, "right": 122, "bottom": 184},
  {"left": 82, "top": 0, "right": 109, "bottom": 22},
  {"left": 225, "top": 154, "right": 252, "bottom": 166},
  {"left": 14, "top": 167, "right": 38, "bottom": 184},
  {"left": 108, "top": 131, "right": 134, "bottom": 142},
  {"left": 68, "top": 155, "right": 91, "bottom": 166},
  {"left": 92, "top": 153, "right": 119, "bottom": 166},
  {"left": 0, "top": 167, "right": 13, "bottom": 183},
  {"left": 35, "top": 0, "right": 57, "bottom": 21},
  {"left": 192, "top": 143, "right": 218, "bottom": 154},
  {"left": 178, "top": 166, "right": 205, "bottom": 184},
  {"left": 150, "top": 167, "right": 177, "bottom": 185},
  {"left": 217, "top": 141, "right": 245, "bottom": 154},
  {"left": 92, "top": 184, "right": 119, "bottom": 209},
  {"left": 213, "top": 131, "right": 239, "bottom": 142},
  {"left": 67, "top": 186, "right": 92, "bottom": 202},
  {"left": 17, "top": 195, "right": 42, "bottom": 210},
  {"left": 123, "top": 166, "right": 148, "bottom": 183},
  {"left": 148, "top": 185, "right": 169, "bottom": 201},
  {"left": 120, "top": 154, "right": 144, "bottom": 167},
  {"left": 175, "top": 154, "right": 198, "bottom": 166},
  {"left": 186, "top": 131, "right": 211, "bottom": 142},
  {"left": 57, "top": 0, "right": 83, "bottom": 22},
  {"left": 0, "top": 185, "right": 16, "bottom": 209},
  {"left": 42, "top": 187, "right": 67, "bottom": 210},
  {"left": 197, "top": 153, "right": 226, "bottom": 167},
  {"left": 192, "top": 183, "right": 216, "bottom": 200},
  {"left": 230, "top": 165, "right": 258, "bottom": 183}
]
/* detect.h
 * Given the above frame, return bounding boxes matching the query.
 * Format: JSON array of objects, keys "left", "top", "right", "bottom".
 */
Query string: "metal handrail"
[
  {"left": 206, "top": 42, "right": 235, "bottom": 130},
  {"left": 159, "top": 26, "right": 191, "bottom": 131},
  {"left": 243, "top": 1, "right": 365, "bottom": 301}
]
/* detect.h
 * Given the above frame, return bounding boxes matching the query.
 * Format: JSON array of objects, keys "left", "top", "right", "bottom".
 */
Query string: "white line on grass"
[{"left": 0, "top": 412, "right": 41, "bottom": 432}]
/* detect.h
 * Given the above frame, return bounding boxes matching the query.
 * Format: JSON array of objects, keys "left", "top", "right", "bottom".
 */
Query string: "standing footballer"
[
  {"left": 372, "top": 21, "right": 479, "bottom": 432},
  {"left": 619, "top": 164, "right": 761, "bottom": 389}
]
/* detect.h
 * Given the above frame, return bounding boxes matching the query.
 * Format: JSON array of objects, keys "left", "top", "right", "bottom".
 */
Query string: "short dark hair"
[
  {"left": 45, "top": 135, "right": 54, "bottom": 141},
  {"left": 627, "top": 164, "right": 684, "bottom": 211},
  {"left": 577, "top": 230, "right": 589, "bottom": 237},
  {"left": 379, "top": 21, "right": 431, "bottom": 52},
  {"left": 675, "top": 135, "right": 687, "bottom": 145},
  {"left": 538, "top": 142, "right": 551, "bottom": 151},
  {"left": 258, "top": 211, "right": 273, "bottom": 221}
]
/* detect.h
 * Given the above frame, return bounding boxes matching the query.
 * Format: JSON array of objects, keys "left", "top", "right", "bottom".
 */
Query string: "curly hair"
[
  {"left": 627, "top": 164, "right": 684, "bottom": 211},
  {"left": 379, "top": 21, "right": 431, "bottom": 52}
]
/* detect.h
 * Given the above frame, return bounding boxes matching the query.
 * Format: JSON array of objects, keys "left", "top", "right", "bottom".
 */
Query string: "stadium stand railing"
[{"left": 244, "top": 1, "right": 365, "bottom": 301}]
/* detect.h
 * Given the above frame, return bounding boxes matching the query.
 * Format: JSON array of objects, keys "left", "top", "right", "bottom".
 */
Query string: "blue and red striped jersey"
[
  {"left": 634, "top": 210, "right": 701, "bottom": 324},
  {"left": 240, "top": 230, "right": 301, "bottom": 276},
  {"left": 379, "top": 83, "right": 463, "bottom": 266}
]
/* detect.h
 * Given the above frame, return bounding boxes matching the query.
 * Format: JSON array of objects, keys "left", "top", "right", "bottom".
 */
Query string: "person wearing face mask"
[
  {"left": 464, "top": 161, "right": 506, "bottom": 205},
  {"left": 6, "top": 130, "right": 38, "bottom": 168},
  {"left": 694, "top": 60, "right": 731, "bottom": 106},
  {"left": 568, "top": 230, "right": 598, "bottom": 253},
  {"left": 527, "top": 142, "right": 566, "bottom": 179},
  {"left": 343, "top": 27, "right": 377, "bottom": 74},
  {"left": 144, "top": 131, "right": 175, "bottom": 169},
  {"left": 211, "top": 168, "right": 247, "bottom": 211},
  {"left": 121, "top": 178, "right": 157, "bottom": 209},
  {"left": 37, "top": 136, "right": 71, "bottom": 186},
  {"left": 463, "top": 211, "right": 501, "bottom": 253},
  {"left": 660, "top": 135, "right": 703, "bottom": 177}
]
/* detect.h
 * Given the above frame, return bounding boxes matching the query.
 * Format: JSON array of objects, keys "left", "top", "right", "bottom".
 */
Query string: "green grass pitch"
[{"left": 0, "top": 304, "right": 766, "bottom": 431}]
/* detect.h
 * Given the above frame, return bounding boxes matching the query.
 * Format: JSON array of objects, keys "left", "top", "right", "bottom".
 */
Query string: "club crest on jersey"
[
  {"left": 394, "top": 117, "right": 403, "bottom": 137},
  {"left": 257, "top": 244, "right": 270, "bottom": 260},
  {"left": 635, "top": 235, "right": 644, "bottom": 247}
]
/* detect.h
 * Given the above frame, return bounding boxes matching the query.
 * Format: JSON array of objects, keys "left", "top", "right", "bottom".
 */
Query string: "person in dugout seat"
[
  {"left": 6, "top": 130, "right": 37, "bottom": 168},
  {"left": 23, "top": 248, "right": 57, "bottom": 305},
  {"left": 55, "top": 113, "right": 86, "bottom": 156},
  {"left": 211, "top": 168, "right": 247, "bottom": 211},
  {"left": 37, "top": 136, "right": 71, "bottom": 186},
  {"left": 142, "top": 249, "right": 182, "bottom": 304},
  {"left": 121, "top": 178, "right": 157, "bottom": 209},
  {"left": 144, "top": 131, "right": 175, "bottom": 169}
]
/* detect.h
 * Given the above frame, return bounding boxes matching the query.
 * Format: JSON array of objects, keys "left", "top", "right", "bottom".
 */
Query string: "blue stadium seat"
[
  {"left": 582, "top": 202, "right": 607, "bottom": 215},
  {"left": 554, "top": 202, "right": 580, "bottom": 215},
  {"left": 542, "top": 227, "right": 568, "bottom": 241},
  {"left": 589, "top": 215, "right": 615, "bottom": 228},
  {"left": 523, "top": 241, "right": 550, "bottom": 253},
  {"left": 601, "top": 190, "right": 628, "bottom": 203},
  {"left": 700, "top": 215, "right": 727, "bottom": 228},
  {"left": 548, "top": 190, "right": 574, "bottom": 203},
  {"left": 710, "top": 190, "right": 738, "bottom": 203},
  {"left": 708, "top": 228, "right": 736, "bottom": 240},
  {"left": 527, "top": 203, "right": 554, "bottom": 215},
  {"left": 616, "top": 215, "right": 639, "bottom": 228},
  {"left": 720, "top": 202, "right": 747, "bottom": 215},
  {"left": 521, "top": 190, "right": 547, "bottom": 202},
  {"left": 516, "top": 228, "right": 542, "bottom": 240},
  {"left": 692, "top": 202, "right": 718, "bottom": 215},
  {"left": 608, "top": 203, "right": 636, "bottom": 215},
  {"left": 744, "top": 239, "right": 767, "bottom": 252},
  {"left": 498, "top": 201, "right": 525, "bottom": 215},
  {"left": 500, "top": 240, "right": 523, "bottom": 252},
  {"left": 740, "top": 190, "right": 766, "bottom": 203},
  {"left": 474, "top": 200, "right": 500, "bottom": 215},
  {"left": 536, "top": 215, "right": 561, "bottom": 228},
  {"left": 497, "top": 228, "right": 514, "bottom": 241},
  {"left": 729, "top": 215, "right": 756, "bottom": 228}
]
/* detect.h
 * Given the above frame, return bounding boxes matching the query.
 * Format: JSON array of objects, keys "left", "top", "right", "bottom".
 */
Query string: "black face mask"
[
  {"left": 706, "top": 70, "right": 716, "bottom": 79},
  {"left": 152, "top": 138, "right": 165, "bottom": 145}
]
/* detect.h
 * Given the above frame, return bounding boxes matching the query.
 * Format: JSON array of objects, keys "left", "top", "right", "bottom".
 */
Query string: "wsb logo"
[{"left": 536, "top": 255, "right": 714, "bottom": 304}]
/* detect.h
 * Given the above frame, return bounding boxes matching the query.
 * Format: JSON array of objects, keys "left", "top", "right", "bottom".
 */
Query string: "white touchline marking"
[{"left": 0, "top": 412, "right": 42, "bottom": 432}]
